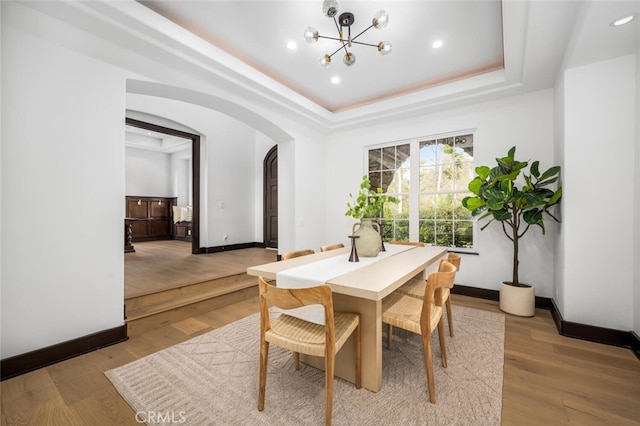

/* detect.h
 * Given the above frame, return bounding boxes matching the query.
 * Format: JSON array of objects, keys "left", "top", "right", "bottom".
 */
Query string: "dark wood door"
[{"left": 264, "top": 146, "right": 278, "bottom": 249}]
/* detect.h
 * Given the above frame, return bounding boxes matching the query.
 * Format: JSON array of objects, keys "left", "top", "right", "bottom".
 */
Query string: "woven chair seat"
[
  {"left": 266, "top": 312, "right": 360, "bottom": 357},
  {"left": 398, "top": 278, "right": 450, "bottom": 305},
  {"left": 397, "top": 276, "right": 427, "bottom": 298},
  {"left": 382, "top": 292, "right": 442, "bottom": 335}
]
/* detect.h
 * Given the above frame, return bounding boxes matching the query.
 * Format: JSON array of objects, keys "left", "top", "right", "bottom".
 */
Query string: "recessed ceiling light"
[
  {"left": 610, "top": 13, "right": 637, "bottom": 27},
  {"left": 432, "top": 40, "right": 443, "bottom": 49},
  {"left": 331, "top": 76, "right": 340, "bottom": 84},
  {"left": 286, "top": 40, "right": 297, "bottom": 50}
]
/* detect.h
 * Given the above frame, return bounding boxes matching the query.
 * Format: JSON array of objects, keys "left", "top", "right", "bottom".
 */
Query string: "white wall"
[
  {"left": 291, "top": 133, "right": 328, "bottom": 253},
  {"left": 562, "top": 55, "right": 636, "bottom": 330},
  {"left": 125, "top": 147, "right": 172, "bottom": 197},
  {"left": 634, "top": 47, "right": 640, "bottom": 337},
  {"left": 553, "top": 68, "right": 567, "bottom": 315},
  {"left": 1, "top": 3, "right": 127, "bottom": 358},
  {"left": 264, "top": 132, "right": 329, "bottom": 255},
  {"left": 171, "top": 148, "right": 192, "bottom": 206},
  {"left": 325, "top": 90, "right": 558, "bottom": 297}
]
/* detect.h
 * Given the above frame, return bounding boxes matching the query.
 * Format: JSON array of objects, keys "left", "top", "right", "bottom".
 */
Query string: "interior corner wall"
[
  {"left": 0, "top": 0, "right": 3, "bottom": 307},
  {"left": 552, "top": 72, "right": 567, "bottom": 313},
  {"left": 1, "top": 2, "right": 127, "bottom": 358},
  {"left": 170, "top": 148, "right": 192, "bottom": 207},
  {"left": 634, "top": 48, "right": 640, "bottom": 337},
  {"left": 562, "top": 54, "right": 636, "bottom": 330},
  {"left": 276, "top": 131, "right": 328, "bottom": 255},
  {"left": 277, "top": 139, "right": 295, "bottom": 253},
  {"left": 553, "top": 70, "right": 567, "bottom": 317}
]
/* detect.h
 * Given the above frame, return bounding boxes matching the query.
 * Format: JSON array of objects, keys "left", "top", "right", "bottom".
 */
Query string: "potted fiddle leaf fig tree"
[{"left": 462, "top": 146, "right": 562, "bottom": 316}]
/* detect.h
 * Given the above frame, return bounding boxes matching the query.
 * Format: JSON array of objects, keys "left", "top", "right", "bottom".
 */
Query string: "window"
[
  {"left": 368, "top": 144, "right": 410, "bottom": 241},
  {"left": 366, "top": 132, "right": 475, "bottom": 249}
]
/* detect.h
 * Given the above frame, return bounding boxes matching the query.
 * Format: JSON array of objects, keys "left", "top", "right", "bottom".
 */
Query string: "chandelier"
[{"left": 303, "top": 0, "right": 392, "bottom": 67}]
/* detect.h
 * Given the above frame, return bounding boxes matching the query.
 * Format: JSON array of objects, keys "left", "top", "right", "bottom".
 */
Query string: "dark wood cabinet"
[
  {"left": 125, "top": 196, "right": 177, "bottom": 242},
  {"left": 174, "top": 222, "right": 192, "bottom": 241}
]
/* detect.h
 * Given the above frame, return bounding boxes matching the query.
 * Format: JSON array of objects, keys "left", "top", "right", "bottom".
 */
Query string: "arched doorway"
[{"left": 263, "top": 145, "right": 278, "bottom": 249}]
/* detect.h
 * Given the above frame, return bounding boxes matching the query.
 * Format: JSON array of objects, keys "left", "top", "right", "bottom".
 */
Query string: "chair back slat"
[
  {"left": 420, "top": 261, "right": 457, "bottom": 331},
  {"left": 258, "top": 277, "right": 335, "bottom": 337},
  {"left": 260, "top": 278, "right": 331, "bottom": 310},
  {"left": 439, "top": 252, "right": 461, "bottom": 272},
  {"left": 389, "top": 240, "right": 425, "bottom": 247},
  {"left": 320, "top": 243, "right": 344, "bottom": 252},
  {"left": 281, "top": 249, "right": 315, "bottom": 260}
]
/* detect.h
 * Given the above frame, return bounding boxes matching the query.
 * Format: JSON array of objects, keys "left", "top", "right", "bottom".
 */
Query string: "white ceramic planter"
[
  {"left": 499, "top": 282, "right": 535, "bottom": 317},
  {"left": 352, "top": 218, "right": 382, "bottom": 257}
]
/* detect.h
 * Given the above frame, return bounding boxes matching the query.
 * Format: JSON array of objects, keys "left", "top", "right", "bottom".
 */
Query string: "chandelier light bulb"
[
  {"left": 304, "top": 27, "right": 319, "bottom": 43},
  {"left": 378, "top": 41, "right": 392, "bottom": 55},
  {"left": 322, "top": 0, "right": 338, "bottom": 18},
  {"left": 320, "top": 54, "right": 331, "bottom": 67},
  {"left": 343, "top": 52, "right": 356, "bottom": 66},
  {"left": 372, "top": 10, "right": 389, "bottom": 29}
]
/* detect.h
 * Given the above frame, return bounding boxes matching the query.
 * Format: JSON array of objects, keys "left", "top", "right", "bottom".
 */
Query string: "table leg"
[{"left": 301, "top": 294, "right": 382, "bottom": 392}]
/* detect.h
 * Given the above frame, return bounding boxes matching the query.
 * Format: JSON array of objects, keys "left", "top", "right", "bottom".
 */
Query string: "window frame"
[{"left": 363, "top": 129, "right": 478, "bottom": 252}]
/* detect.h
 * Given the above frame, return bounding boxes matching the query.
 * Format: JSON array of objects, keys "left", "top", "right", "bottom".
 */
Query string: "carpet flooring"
[{"left": 106, "top": 305, "right": 505, "bottom": 425}]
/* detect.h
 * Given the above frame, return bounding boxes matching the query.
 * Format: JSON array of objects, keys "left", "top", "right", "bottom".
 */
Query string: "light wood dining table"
[{"left": 247, "top": 243, "right": 448, "bottom": 392}]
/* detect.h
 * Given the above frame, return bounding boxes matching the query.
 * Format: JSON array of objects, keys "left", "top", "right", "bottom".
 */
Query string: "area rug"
[{"left": 106, "top": 305, "right": 505, "bottom": 425}]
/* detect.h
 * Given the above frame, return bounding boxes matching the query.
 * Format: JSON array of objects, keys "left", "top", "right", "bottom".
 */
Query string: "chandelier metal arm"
[
  {"left": 332, "top": 15, "right": 342, "bottom": 34},
  {"left": 317, "top": 34, "right": 377, "bottom": 48},
  {"left": 350, "top": 24, "right": 374, "bottom": 43},
  {"left": 348, "top": 40, "right": 380, "bottom": 48},
  {"left": 318, "top": 34, "right": 377, "bottom": 50},
  {"left": 317, "top": 35, "right": 348, "bottom": 43},
  {"left": 329, "top": 42, "right": 349, "bottom": 58}
]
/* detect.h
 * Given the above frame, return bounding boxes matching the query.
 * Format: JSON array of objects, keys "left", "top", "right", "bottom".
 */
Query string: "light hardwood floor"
[
  {"left": 2, "top": 249, "right": 639, "bottom": 425},
  {"left": 124, "top": 241, "right": 276, "bottom": 298}
]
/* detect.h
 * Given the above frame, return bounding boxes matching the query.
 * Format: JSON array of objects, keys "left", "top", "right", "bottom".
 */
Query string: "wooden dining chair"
[
  {"left": 396, "top": 252, "right": 461, "bottom": 336},
  {"left": 319, "top": 243, "right": 345, "bottom": 252},
  {"left": 257, "top": 277, "right": 361, "bottom": 426},
  {"left": 281, "top": 249, "right": 315, "bottom": 260},
  {"left": 382, "top": 261, "right": 457, "bottom": 403}
]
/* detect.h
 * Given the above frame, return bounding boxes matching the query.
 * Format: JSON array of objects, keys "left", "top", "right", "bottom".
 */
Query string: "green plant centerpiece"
[
  {"left": 345, "top": 175, "right": 399, "bottom": 257},
  {"left": 462, "top": 147, "right": 562, "bottom": 316}
]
